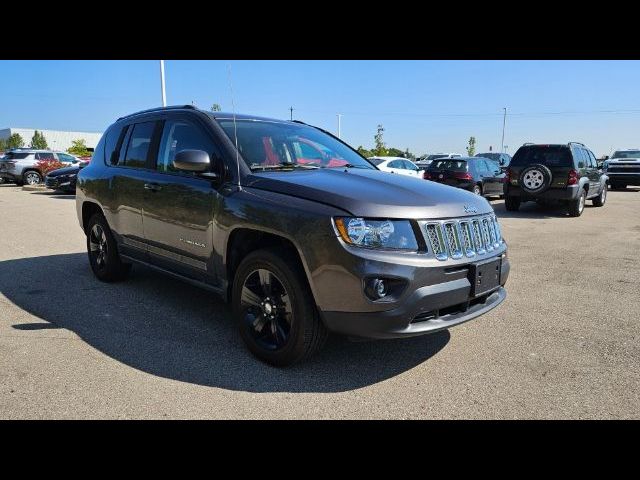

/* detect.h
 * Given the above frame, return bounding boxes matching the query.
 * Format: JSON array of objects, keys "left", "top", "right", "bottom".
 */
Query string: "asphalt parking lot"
[{"left": 0, "top": 184, "right": 639, "bottom": 419}]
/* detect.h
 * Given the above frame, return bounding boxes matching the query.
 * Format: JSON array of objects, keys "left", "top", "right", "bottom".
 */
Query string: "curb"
[{"left": 22, "top": 185, "right": 49, "bottom": 192}]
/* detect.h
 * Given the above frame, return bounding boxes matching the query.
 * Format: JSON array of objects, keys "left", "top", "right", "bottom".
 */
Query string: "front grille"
[
  {"left": 609, "top": 166, "right": 640, "bottom": 173},
  {"left": 421, "top": 214, "right": 504, "bottom": 261}
]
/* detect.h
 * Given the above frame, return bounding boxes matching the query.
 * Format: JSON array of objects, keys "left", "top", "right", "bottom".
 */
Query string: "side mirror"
[{"left": 173, "top": 149, "right": 212, "bottom": 174}]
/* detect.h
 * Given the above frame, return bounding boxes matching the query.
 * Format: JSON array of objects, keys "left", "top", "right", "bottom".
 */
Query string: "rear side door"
[
  {"left": 140, "top": 114, "right": 224, "bottom": 284},
  {"left": 586, "top": 149, "right": 601, "bottom": 195},
  {"left": 109, "top": 120, "right": 159, "bottom": 259}
]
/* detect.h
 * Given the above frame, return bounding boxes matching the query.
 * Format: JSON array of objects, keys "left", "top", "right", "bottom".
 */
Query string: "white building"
[{"left": 0, "top": 127, "right": 103, "bottom": 152}]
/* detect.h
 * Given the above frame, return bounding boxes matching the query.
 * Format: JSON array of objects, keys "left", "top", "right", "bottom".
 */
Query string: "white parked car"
[{"left": 368, "top": 156, "right": 422, "bottom": 178}]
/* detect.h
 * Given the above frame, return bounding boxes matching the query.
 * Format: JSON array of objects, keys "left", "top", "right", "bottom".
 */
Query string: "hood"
[
  {"left": 244, "top": 168, "right": 493, "bottom": 219},
  {"left": 608, "top": 157, "right": 640, "bottom": 163},
  {"left": 47, "top": 165, "right": 80, "bottom": 177}
]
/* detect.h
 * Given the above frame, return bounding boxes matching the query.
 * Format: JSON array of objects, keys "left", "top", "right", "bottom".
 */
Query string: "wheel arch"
[{"left": 224, "top": 227, "right": 315, "bottom": 304}]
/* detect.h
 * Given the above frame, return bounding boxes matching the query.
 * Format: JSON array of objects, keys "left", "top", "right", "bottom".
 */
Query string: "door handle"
[{"left": 144, "top": 183, "right": 161, "bottom": 192}]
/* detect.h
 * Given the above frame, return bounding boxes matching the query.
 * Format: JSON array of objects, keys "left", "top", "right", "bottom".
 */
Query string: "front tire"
[
  {"left": 232, "top": 248, "right": 328, "bottom": 367},
  {"left": 568, "top": 188, "right": 586, "bottom": 217},
  {"left": 86, "top": 213, "right": 131, "bottom": 282}
]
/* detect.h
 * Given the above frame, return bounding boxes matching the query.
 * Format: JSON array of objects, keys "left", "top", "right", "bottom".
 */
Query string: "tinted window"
[
  {"left": 5, "top": 152, "right": 30, "bottom": 160},
  {"left": 575, "top": 148, "right": 587, "bottom": 168},
  {"left": 612, "top": 150, "right": 640, "bottom": 159},
  {"left": 427, "top": 154, "right": 447, "bottom": 161},
  {"left": 510, "top": 146, "right": 572, "bottom": 168},
  {"left": 123, "top": 122, "right": 155, "bottom": 168},
  {"left": 57, "top": 153, "right": 76, "bottom": 163},
  {"left": 35, "top": 152, "right": 56, "bottom": 161},
  {"left": 388, "top": 160, "right": 404, "bottom": 169},
  {"left": 369, "top": 158, "right": 384, "bottom": 166},
  {"left": 429, "top": 159, "right": 467, "bottom": 171},
  {"left": 157, "top": 119, "right": 218, "bottom": 174},
  {"left": 105, "top": 125, "right": 126, "bottom": 165},
  {"left": 477, "top": 153, "right": 500, "bottom": 162}
]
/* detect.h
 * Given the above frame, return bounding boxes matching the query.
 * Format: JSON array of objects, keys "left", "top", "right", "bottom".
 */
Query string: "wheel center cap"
[{"left": 264, "top": 303, "right": 273, "bottom": 315}]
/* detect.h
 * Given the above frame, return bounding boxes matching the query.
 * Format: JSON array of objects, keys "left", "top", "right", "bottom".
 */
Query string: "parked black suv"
[
  {"left": 424, "top": 157, "right": 505, "bottom": 198},
  {"left": 76, "top": 105, "right": 510, "bottom": 366},
  {"left": 504, "top": 143, "right": 608, "bottom": 217}
]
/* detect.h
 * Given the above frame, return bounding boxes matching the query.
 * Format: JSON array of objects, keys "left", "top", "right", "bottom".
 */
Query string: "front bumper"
[
  {"left": 504, "top": 184, "right": 579, "bottom": 201},
  {"left": 317, "top": 253, "right": 510, "bottom": 339},
  {"left": 45, "top": 176, "right": 75, "bottom": 190}
]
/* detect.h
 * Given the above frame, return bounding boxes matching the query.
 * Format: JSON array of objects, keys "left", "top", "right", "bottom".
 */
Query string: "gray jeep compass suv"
[{"left": 76, "top": 105, "right": 510, "bottom": 366}]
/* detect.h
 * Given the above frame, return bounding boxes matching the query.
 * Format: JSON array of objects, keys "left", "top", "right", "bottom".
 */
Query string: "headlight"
[{"left": 333, "top": 217, "right": 418, "bottom": 250}]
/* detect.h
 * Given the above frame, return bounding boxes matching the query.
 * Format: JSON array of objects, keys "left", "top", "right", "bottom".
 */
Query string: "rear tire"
[
  {"left": 568, "top": 188, "right": 587, "bottom": 217},
  {"left": 505, "top": 195, "right": 520, "bottom": 211},
  {"left": 232, "top": 248, "right": 328, "bottom": 366},
  {"left": 592, "top": 184, "right": 607, "bottom": 207},
  {"left": 22, "top": 170, "right": 42, "bottom": 185},
  {"left": 86, "top": 213, "right": 131, "bottom": 282}
]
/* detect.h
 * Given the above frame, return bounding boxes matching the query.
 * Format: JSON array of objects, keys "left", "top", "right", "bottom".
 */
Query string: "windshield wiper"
[
  {"left": 249, "top": 162, "right": 319, "bottom": 171},
  {"left": 324, "top": 163, "right": 370, "bottom": 169}
]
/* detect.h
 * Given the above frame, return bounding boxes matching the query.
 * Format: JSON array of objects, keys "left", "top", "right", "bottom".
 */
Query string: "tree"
[
  {"left": 30, "top": 130, "right": 48, "bottom": 149},
  {"left": 0, "top": 138, "right": 7, "bottom": 152},
  {"left": 466, "top": 136, "right": 476, "bottom": 156},
  {"left": 6, "top": 133, "right": 24, "bottom": 149},
  {"left": 356, "top": 146, "right": 373, "bottom": 158},
  {"left": 404, "top": 148, "right": 416, "bottom": 160},
  {"left": 373, "top": 124, "right": 388, "bottom": 156},
  {"left": 211, "top": 103, "right": 222, "bottom": 112},
  {"left": 67, "top": 139, "right": 91, "bottom": 157}
]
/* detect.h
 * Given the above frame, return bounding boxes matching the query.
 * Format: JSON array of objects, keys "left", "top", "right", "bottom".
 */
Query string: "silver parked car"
[{"left": 0, "top": 149, "right": 83, "bottom": 185}]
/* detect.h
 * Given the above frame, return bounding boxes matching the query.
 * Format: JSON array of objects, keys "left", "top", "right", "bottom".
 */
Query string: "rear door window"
[{"left": 511, "top": 146, "right": 572, "bottom": 168}]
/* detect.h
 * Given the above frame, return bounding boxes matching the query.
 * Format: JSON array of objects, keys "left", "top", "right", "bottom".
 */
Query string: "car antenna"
[{"left": 227, "top": 63, "right": 241, "bottom": 191}]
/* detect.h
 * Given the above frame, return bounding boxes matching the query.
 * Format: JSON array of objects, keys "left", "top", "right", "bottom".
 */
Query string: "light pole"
[
  {"left": 501, "top": 107, "right": 507, "bottom": 154},
  {"left": 337, "top": 114, "right": 342, "bottom": 139},
  {"left": 160, "top": 60, "right": 167, "bottom": 107}
]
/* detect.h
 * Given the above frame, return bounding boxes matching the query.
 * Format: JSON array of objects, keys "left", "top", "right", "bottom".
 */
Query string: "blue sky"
[{"left": 1, "top": 60, "right": 639, "bottom": 157}]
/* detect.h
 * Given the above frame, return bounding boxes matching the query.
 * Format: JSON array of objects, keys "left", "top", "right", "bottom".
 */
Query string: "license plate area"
[{"left": 468, "top": 257, "right": 501, "bottom": 297}]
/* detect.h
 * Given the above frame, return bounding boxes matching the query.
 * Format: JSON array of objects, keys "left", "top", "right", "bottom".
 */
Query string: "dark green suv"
[{"left": 503, "top": 142, "right": 608, "bottom": 217}]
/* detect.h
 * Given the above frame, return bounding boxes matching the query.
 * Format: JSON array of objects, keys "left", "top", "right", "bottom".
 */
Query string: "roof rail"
[
  {"left": 568, "top": 141, "right": 585, "bottom": 147},
  {"left": 117, "top": 104, "right": 197, "bottom": 121},
  {"left": 523, "top": 142, "right": 535, "bottom": 146}
]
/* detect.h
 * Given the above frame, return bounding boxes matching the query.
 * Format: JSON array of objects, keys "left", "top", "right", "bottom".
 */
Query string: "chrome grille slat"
[{"left": 421, "top": 214, "right": 504, "bottom": 261}]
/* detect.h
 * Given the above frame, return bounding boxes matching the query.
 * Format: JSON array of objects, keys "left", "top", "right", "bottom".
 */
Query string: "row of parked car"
[
  {"left": 0, "top": 148, "right": 89, "bottom": 192},
  {"left": 368, "top": 143, "right": 639, "bottom": 218}
]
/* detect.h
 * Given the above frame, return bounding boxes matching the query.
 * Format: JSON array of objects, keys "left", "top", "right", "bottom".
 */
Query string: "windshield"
[
  {"left": 217, "top": 119, "right": 375, "bottom": 171},
  {"left": 368, "top": 158, "right": 385, "bottom": 166},
  {"left": 428, "top": 159, "right": 468, "bottom": 171},
  {"left": 612, "top": 150, "right": 640, "bottom": 159},
  {"left": 477, "top": 153, "right": 500, "bottom": 161},
  {"left": 510, "top": 146, "right": 572, "bottom": 168}
]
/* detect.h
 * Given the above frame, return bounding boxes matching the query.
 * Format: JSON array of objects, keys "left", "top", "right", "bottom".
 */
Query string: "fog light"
[{"left": 374, "top": 279, "right": 387, "bottom": 298}]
